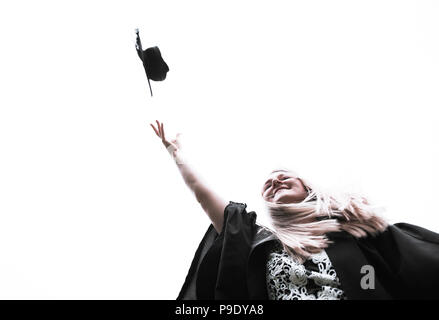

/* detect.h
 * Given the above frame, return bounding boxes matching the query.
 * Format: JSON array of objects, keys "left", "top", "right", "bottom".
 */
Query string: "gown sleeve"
[
  {"left": 176, "top": 201, "right": 257, "bottom": 300},
  {"left": 355, "top": 222, "right": 439, "bottom": 299}
]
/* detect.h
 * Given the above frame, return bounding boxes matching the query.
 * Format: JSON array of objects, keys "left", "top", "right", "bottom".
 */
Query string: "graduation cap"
[{"left": 135, "top": 28, "right": 169, "bottom": 97}]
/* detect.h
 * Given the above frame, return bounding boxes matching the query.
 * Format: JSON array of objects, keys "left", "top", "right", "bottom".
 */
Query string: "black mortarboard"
[{"left": 135, "top": 28, "right": 169, "bottom": 97}]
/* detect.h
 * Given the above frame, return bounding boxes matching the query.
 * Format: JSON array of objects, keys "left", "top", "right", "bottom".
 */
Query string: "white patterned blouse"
[{"left": 266, "top": 242, "right": 346, "bottom": 300}]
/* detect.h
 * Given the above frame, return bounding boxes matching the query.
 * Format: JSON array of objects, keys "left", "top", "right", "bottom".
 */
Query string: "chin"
[
  {"left": 274, "top": 191, "right": 291, "bottom": 200},
  {"left": 274, "top": 196, "right": 289, "bottom": 204}
]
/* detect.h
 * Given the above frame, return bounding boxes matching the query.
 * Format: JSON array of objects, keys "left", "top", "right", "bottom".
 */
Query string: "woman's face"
[{"left": 261, "top": 170, "right": 309, "bottom": 204}]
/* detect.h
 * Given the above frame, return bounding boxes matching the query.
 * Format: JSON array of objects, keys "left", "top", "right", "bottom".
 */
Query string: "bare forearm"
[
  {"left": 171, "top": 149, "right": 226, "bottom": 233},
  {"left": 150, "top": 120, "right": 227, "bottom": 234},
  {"left": 174, "top": 156, "right": 201, "bottom": 195}
]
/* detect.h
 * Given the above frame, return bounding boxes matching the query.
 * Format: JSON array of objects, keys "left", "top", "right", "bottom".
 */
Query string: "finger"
[
  {"left": 156, "top": 120, "right": 162, "bottom": 137},
  {"left": 150, "top": 124, "right": 160, "bottom": 137},
  {"left": 161, "top": 122, "right": 166, "bottom": 141},
  {"left": 150, "top": 123, "right": 158, "bottom": 134}
]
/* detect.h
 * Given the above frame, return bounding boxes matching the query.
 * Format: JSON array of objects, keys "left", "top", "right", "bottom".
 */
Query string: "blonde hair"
[{"left": 263, "top": 168, "right": 388, "bottom": 263}]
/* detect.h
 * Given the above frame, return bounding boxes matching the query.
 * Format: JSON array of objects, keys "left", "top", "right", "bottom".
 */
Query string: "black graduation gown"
[{"left": 177, "top": 201, "right": 439, "bottom": 300}]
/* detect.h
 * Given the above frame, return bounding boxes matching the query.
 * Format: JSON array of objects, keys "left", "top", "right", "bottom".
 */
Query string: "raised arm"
[{"left": 150, "top": 120, "right": 228, "bottom": 234}]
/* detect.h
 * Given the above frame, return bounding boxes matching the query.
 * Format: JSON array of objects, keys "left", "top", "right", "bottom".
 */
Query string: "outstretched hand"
[{"left": 150, "top": 120, "right": 182, "bottom": 154}]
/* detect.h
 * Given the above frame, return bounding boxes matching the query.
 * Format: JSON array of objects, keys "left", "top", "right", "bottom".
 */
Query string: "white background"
[{"left": 0, "top": 0, "right": 438, "bottom": 299}]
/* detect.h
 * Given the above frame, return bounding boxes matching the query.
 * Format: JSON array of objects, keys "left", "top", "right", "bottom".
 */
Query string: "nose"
[{"left": 272, "top": 179, "right": 281, "bottom": 188}]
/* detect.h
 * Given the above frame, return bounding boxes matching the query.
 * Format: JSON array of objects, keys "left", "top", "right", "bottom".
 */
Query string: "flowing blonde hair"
[{"left": 263, "top": 168, "right": 389, "bottom": 263}]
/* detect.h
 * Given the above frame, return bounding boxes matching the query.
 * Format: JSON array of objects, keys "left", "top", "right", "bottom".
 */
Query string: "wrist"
[
  {"left": 166, "top": 145, "right": 187, "bottom": 165},
  {"left": 166, "top": 144, "right": 177, "bottom": 157}
]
